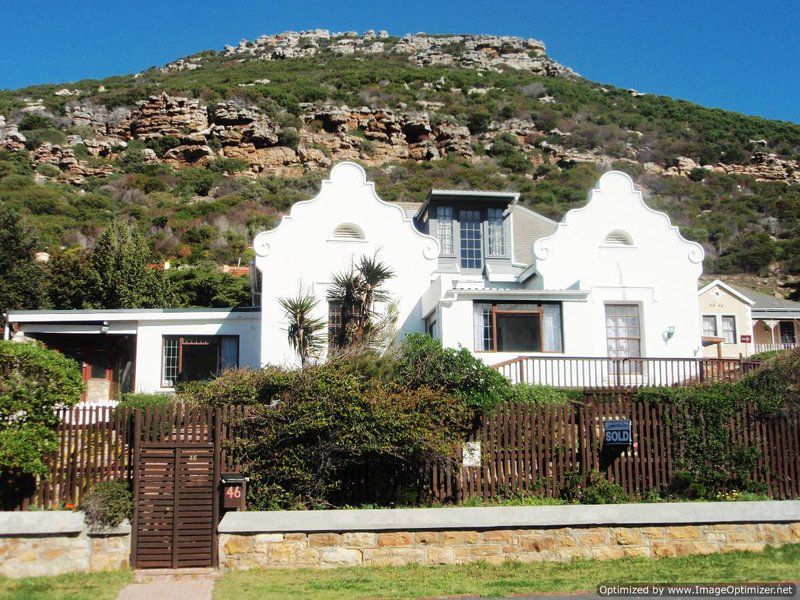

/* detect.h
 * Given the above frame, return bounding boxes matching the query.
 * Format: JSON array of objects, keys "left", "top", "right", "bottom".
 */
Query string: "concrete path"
[{"left": 117, "top": 575, "right": 216, "bottom": 600}]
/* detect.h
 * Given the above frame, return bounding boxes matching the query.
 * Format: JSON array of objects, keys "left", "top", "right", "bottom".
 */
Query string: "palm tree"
[
  {"left": 327, "top": 254, "right": 395, "bottom": 352},
  {"left": 278, "top": 290, "right": 325, "bottom": 366}
]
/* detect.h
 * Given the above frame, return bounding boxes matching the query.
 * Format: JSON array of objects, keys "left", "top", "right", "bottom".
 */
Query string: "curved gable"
[
  {"left": 254, "top": 162, "right": 439, "bottom": 366},
  {"left": 533, "top": 171, "right": 704, "bottom": 289}
]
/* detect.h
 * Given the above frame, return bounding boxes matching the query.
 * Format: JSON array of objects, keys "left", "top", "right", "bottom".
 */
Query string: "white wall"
[
  {"left": 254, "top": 162, "right": 439, "bottom": 367},
  {"left": 531, "top": 171, "right": 705, "bottom": 358},
  {"left": 133, "top": 315, "right": 261, "bottom": 393}
]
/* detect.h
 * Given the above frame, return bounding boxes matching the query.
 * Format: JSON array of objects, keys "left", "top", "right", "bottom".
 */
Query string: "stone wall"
[
  {"left": 218, "top": 501, "right": 800, "bottom": 570},
  {"left": 219, "top": 523, "right": 800, "bottom": 569},
  {"left": 0, "top": 512, "right": 129, "bottom": 578}
]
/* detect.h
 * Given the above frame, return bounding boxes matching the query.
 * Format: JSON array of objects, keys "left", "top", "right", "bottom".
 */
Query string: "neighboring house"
[
  {"left": 698, "top": 279, "right": 800, "bottom": 357},
  {"left": 5, "top": 162, "right": 708, "bottom": 401},
  {"left": 4, "top": 308, "right": 260, "bottom": 402}
]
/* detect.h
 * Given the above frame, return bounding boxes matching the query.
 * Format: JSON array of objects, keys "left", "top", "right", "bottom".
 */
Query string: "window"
[
  {"left": 702, "top": 315, "right": 718, "bottom": 338},
  {"left": 161, "top": 336, "right": 238, "bottom": 388},
  {"left": 605, "top": 304, "right": 641, "bottom": 358},
  {"left": 780, "top": 321, "right": 796, "bottom": 344},
  {"left": 473, "top": 302, "right": 562, "bottom": 353},
  {"left": 436, "top": 206, "right": 454, "bottom": 254},
  {"left": 424, "top": 311, "right": 437, "bottom": 337},
  {"left": 487, "top": 208, "right": 505, "bottom": 256},
  {"left": 332, "top": 223, "right": 364, "bottom": 240},
  {"left": 603, "top": 230, "right": 634, "bottom": 246},
  {"left": 460, "top": 209, "right": 482, "bottom": 269},
  {"left": 328, "top": 301, "right": 343, "bottom": 348},
  {"left": 721, "top": 316, "right": 736, "bottom": 344}
]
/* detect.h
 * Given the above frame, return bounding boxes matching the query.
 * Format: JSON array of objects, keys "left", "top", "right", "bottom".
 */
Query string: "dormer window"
[
  {"left": 437, "top": 206, "right": 454, "bottom": 254},
  {"left": 603, "top": 229, "right": 634, "bottom": 246},
  {"left": 487, "top": 208, "right": 505, "bottom": 255},
  {"left": 332, "top": 223, "right": 365, "bottom": 240}
]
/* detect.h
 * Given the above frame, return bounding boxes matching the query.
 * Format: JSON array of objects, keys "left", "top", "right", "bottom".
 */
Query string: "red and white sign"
[{"left": 740, "top": 335, "right": 752, "bottom": 343}]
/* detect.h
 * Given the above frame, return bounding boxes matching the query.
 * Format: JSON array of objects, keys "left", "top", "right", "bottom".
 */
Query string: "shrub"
[
  {"left": 507, "top": 383, "right": 581, "bottom": 405},
  {"left": 0, "top": 341, "right": 84, "bottom": 477},
  {"left": 635, "top": 376, "right": 793, "bottom": 498},
  {"left": 386, "top": 333, "right": 513, "bottom": 410},
  {"left": 35, "top": 163, "right": 61, "bottom": 177},
  {"left": 741, "top": 346, "right": 800, "bottom": 409},
  {"left": 230, "top": 360, "right": 470, "bottom": 509},
  {"left": 561, "top": 470, "right": 629, "bottom": 504},
  {"left": 277, "top": 127, "right": 300, "bottom": 149},
  {"left": 117, "top": 393, "right": 173, "bottom": 410},
  {"left": 81, "top": 481, "right": 132, "bottom": 529}
]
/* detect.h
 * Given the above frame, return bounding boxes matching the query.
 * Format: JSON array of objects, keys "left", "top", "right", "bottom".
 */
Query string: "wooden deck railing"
[
  {"left": 753, "top": 342, "right": 798, "bottom": 354},
  {"left": 491, "top": 356, "right": 762, "bottom": 388}
]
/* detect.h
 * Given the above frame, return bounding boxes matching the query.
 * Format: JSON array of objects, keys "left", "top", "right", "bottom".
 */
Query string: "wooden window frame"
[{"left": 476, "top": 302, "right": 561, "bottom": 354}]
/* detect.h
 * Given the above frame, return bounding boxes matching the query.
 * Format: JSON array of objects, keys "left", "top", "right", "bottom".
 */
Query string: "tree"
[
  {"left": 46, "top": 248, "right": 91, "bottom": 309},
  {"left": 278, "top": 289, "right": 325, "bottom": 366},
  {"left": 167, "top": 262, "right": 252, "bottom": 307},
  {"left": 327, "top": 254, "right": 395, "bottom": 352},
  {"left": 85, "top": 220, "right": 176, "bottom": 309},
  {"left": 0, "top": 207, "right": 46, "bottom": 326}
]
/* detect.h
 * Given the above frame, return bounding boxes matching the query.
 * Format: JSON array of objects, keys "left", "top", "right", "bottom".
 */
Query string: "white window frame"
[{"left": 721, "top": 315, "right": 737, "bottom": 344}]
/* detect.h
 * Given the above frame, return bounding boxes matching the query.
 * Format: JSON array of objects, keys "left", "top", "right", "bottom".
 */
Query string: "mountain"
[{"left": 1, "top": 30, "right": 799, "bottom": 296}]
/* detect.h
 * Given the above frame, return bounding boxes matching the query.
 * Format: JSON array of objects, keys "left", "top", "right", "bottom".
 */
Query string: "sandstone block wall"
[
  {"left": 219, "top": 522, "right": 800, "bottom": 570},
  {"left": 0, "top": 513, "right": 130, "bottom": 579}
]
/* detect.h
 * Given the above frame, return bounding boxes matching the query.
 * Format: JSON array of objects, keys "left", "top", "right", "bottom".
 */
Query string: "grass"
[
  {"left": 0, "top": 570, "right": 132, "bottom": 600},
  {"left": 213, "top": 544, "right": 800, "bottom": 600}
]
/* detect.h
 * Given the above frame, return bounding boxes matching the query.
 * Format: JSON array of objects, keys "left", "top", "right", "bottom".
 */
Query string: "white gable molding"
[{"left": 254, "top": 162, "right": 440, "bottom": 367}]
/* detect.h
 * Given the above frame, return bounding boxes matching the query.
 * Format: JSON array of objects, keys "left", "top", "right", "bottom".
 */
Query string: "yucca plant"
[
  {"left": 327, "top": 254, "right": 395, "bottom": 353},
  {"left": 278, "top": 290, "right": 325, "bottom": 366}
]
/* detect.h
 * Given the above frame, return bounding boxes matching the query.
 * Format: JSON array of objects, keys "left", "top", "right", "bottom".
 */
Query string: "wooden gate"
[{"left": 131, "top": 407, "right": 220, "bottom": 569}]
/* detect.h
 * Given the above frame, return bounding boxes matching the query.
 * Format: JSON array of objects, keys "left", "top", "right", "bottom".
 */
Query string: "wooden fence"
[
  {"left": 427, "top": 395, "right": 800, "bottom": 502},
  {"left": 5, "top": 395, "right": 800, "bottom": 510},
  {"left": 492, "top": 356, "right": 762, "bottom": 388}
]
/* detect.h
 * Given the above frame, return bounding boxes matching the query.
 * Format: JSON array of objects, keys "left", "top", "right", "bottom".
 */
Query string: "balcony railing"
[
  {"left": 491, "top": 356, "right": 762, "bottom": 388},
  {"left": 752, "top": 342, "right": 798, "bottom": 355}
]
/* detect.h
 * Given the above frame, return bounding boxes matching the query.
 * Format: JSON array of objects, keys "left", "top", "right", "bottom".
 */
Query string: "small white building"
[{"left": 5, "top": 162, "right": 709, "bottom": 400}]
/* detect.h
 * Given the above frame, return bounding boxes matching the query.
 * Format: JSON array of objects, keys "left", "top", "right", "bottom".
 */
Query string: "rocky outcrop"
[
  {"left": 219, "top": 31, "right": 572, "bottom": 77},
  {"left": 31, "top": 143, "right": 115, "bottom": 184},
  {"left": 129, "top": 93, "right": 208, "bottom": 139}
]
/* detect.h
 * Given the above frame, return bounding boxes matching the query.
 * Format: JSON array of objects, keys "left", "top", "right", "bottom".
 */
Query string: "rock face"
[
  {"left": 130, "top": 93, "right": 208, "bottom": 139},
  {"left": 220, "top": 30, "right": 572, "bottom": 77},
  {"left": 0, "top": 30, "right": 797, "bottom": 185}
]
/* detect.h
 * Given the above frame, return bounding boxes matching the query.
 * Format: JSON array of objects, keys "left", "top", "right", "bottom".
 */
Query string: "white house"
[{"left": 5, "top": 162, "right": 709, "bottom": 400}]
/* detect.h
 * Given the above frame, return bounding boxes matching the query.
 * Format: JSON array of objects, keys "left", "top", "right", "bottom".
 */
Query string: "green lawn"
[
  {"left": 214, "top": 544, "right": 800, "bottom": 600},
  {"left": 0, "top": 570, "right": 132, "bottom": 600}
]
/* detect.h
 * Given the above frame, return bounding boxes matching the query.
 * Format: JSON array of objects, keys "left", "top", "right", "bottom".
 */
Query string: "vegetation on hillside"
[{"left": 1, "top": 35, "right": 799, "bottom": 301}]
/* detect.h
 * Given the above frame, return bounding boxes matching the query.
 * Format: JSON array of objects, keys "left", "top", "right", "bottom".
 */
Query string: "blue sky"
[{"left": 2, "top": 1, "right": 798, "bottom": 123}]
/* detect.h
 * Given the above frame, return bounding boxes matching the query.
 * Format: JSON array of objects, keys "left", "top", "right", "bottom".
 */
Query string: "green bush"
[
  {"left": 81, "top": 481, "right": 132, "bottom": 529},
  {"left": 507, "top": 383, "right": 581, "bottom": 405},
  {"left": 117, "top": 393, "right": 173, "bottom": 410},
  {"left": 228, "top": 360, "right": 470, "bottom": 509},
  {"left": 635, "top": 372, "right": 796, "bottom": 498},
  {"left": 561, "top": 470, "right": 630, "bottom": 504},
  {"left": 0, "top": 341, "right": 84, "bottom": 477},
  {"left": 386, "top": 333, "right": 513, "bottom": 410}
]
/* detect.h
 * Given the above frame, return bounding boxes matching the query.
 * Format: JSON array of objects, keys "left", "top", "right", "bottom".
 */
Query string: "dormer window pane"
[
  {"left": 488, "top": 208, "right": 504, "bottom": 255},
  {"left": 437, "top": 206, "right": 453, "bottom": 254},
  {"left": 460, "top": 209, "right": 482, "bottom": 269}
]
